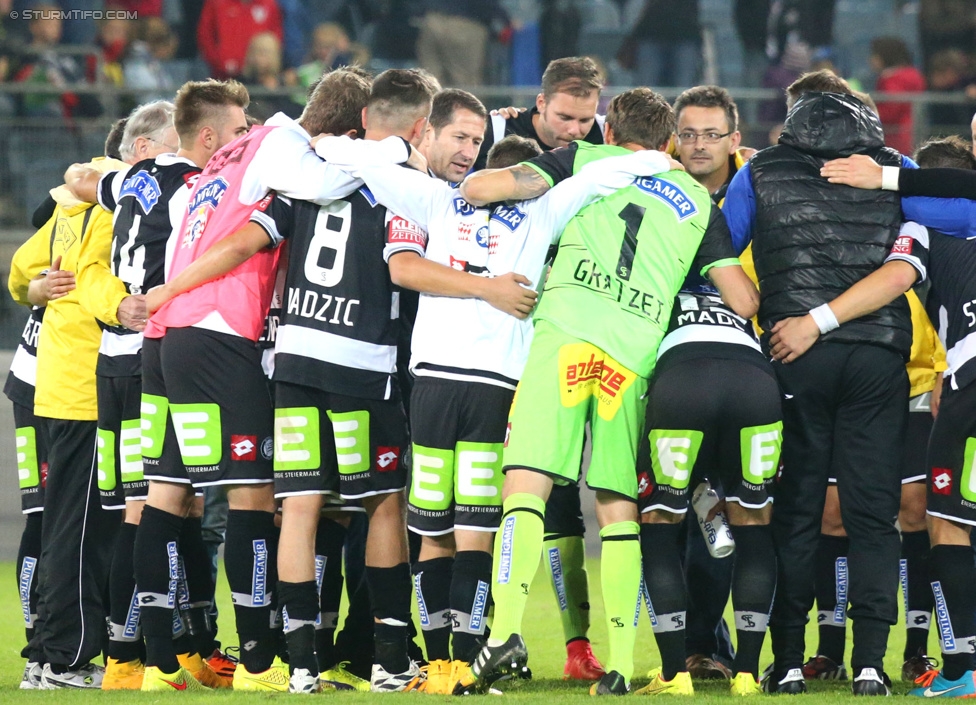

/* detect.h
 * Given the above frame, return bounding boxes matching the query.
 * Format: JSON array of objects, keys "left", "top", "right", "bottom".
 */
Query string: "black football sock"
[
  {"left": 814, "top": 534, "right": 849, "bottom": 664},
  {"left": 413, "top": 557, "right": 453, "bottom": 661},
  {"left": 640, "top": 522, "right": 686, "bottom": 681},
  {"left": 902, "top": 529, "right": 933, "bottom": 659},
  {"left": 134, "top": 506, "right": 183, "bottom": 673},
  {"left": 178, "top": 517, "right": 216, "bottom": 657},
  {"left": 730, "top": 524, "right": 776, "bottom": 679},
  {"left": 17, "top": 512, "right": 42, "bottom": 650},
  {"left": 368, "top": 564, "right": 412, "bottom": 674},
  {"left": 334, "top": 571, "right": 374, "bottom": 677},
  {"left": 107, "top": 522, "right": 142, "bottom": 662},
  {"left": 315, "top": 519, "right": 345, "bottom": 672},
  {"left": 225, "top": 509, "right": 278, "bottom": 674},
  {"left": 279, "top": 580, "right": 319, "bottom": 675},
  {"left": 929, "top": 544, "right": 976, "bottom": 681},
  {"left": 451, "top": 550, "right": 492, "bottom": 663}
]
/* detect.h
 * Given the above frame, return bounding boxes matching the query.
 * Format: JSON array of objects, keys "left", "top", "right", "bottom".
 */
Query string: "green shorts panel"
[{"left": 503, "top": 321, "right": 649, "bottom": 499}]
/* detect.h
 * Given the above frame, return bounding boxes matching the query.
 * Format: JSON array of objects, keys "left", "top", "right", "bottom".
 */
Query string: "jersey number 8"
[{"left": 304, "top": 200, "right": 352, "bottom": 288}]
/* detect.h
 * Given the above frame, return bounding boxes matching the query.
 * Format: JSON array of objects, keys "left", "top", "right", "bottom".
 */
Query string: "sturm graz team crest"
[{"left": 183, "top": 177, "right": 229, "bottom": 247}]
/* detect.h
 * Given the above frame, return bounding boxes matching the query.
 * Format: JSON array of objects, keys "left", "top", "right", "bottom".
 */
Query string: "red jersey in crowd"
[{"left": 197, "top": 0, "right": 283, "bottom": 79}]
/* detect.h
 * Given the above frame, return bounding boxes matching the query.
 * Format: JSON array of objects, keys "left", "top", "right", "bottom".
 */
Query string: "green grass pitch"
[{"left": 0, "top": 559, "right": 921, "bottom": 701}]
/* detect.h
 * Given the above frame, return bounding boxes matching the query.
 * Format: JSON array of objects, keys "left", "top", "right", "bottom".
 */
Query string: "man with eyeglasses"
[
  {"left": 722, "top": 70, "right": 918, "bottom": 696},
  {"left": 673, "top": 86, "right": 755, "bottom": 205}
]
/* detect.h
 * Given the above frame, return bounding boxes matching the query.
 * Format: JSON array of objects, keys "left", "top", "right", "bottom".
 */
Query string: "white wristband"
[
  {"left": 809, "top": 304, "right": 839, "bottom": 334},
  {"left": 881, "top": 165, "right": 900, "bottom": 191}
]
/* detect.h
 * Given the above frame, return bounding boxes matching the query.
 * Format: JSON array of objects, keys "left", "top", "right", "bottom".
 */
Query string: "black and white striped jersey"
[
  {"left": 273, "top": 186, "right": 424, "bottom": 400},
  {"left": 96, "top": 154, "right": 201, "bottom": 376},
  {"left": 3, "top": 307, "right": 44, "bottom": 408},
  {"left": 886, "top": 221, "right": 976, "bottom": 391}
]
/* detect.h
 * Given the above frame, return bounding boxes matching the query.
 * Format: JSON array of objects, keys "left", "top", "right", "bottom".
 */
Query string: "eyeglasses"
[
  {"left": 145, "top": 136, "right": 179, "bottom": 152},
  {"left": 676, "top": 131, "right": 733, "bottom": 145}
]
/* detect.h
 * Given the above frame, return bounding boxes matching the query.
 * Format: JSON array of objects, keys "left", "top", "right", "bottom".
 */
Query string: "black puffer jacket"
[{"left": 750, "top": 91, "right": 912, "bottom": 357}]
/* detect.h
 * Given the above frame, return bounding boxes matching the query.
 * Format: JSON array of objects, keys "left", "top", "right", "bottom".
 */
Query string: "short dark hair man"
[
  {"left": 471, "top": 56, "right": 605, "bottom": 171},
  {"left": 660, "top": 84, "right": 766, "bottom": 686},
  {"left": 423, "top": 89, "right": 488, "bottom": 184},
  {"left": 673, "top": 85, "right": 752, "bottom": 202},
  {"left": 722, "top": 80, "right": 918, "bottom": 695}
]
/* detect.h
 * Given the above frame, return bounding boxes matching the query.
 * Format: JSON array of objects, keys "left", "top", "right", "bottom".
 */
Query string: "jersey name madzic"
[{"left": 286, "top": 286, "right": 359, "bottom": 328}]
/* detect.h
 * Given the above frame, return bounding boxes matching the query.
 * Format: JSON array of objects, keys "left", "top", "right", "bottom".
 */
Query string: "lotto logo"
[
  {"left": 891, "top": 236, "right": 912, "bottom": 255},
  {"left": 932, "top": 469, "right": 952, "bottom": 495},
  {"left": 637, "top": 471, "right": 652, "bottom": 498},
  {"left": 231, "top": 435, "right": 258, "bottom": 461},
  {"left": 376, "top": 447, "right": 400, "bottom": 471},
  {"left": 449, "top": 256, "right": 467, "bottom": 271}
]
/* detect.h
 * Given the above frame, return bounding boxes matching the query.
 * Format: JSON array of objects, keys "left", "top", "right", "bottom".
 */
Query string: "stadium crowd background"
[{"left": 0, "top": 0, "right": 971, "bottom": 348}]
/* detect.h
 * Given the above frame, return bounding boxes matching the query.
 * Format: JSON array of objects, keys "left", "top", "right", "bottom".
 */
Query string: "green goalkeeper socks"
[
  {"left": 488, "top": 493, "right": 546, "bottom": 645},
  {"left": 543, "top": 534, "right": 591, "bottom": 644},
  {"left": 600, "top": 521, "right": 641, "bottom": 682}
]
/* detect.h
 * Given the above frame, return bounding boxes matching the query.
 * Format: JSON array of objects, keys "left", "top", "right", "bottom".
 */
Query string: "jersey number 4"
[
  {"left": 304, "top": 201, "right": 352, "bottom": 287},
  {"left": 616, "top": 203, "right": 645, "bottom": 282},
  {"left": 115, "top": 214, "right": 148, "bottom": 291}
]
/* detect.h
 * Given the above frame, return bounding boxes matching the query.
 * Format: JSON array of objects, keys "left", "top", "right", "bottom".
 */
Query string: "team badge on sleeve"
[
  {"left": 891, "top": 236, "right": 913, "bottom": 255},
  {"left": 387, "top": 216, "right": 427, "bottom": 250},
  {"left": 183, "top": 177, "right": 229, "bottom": 247}
]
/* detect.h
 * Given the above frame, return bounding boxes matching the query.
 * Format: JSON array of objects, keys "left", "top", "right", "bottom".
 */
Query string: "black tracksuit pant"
[
  {"left": 29, "top": 419, "right": 119, "bottom": 668},
  {"left": 769, "top": 342, "right": 907, "bottom": 674}
]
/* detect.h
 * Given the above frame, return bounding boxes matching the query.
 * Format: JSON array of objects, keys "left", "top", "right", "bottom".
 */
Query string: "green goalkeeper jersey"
[{"left": 523, "top": 141, "right": 737, "bottom": 377}]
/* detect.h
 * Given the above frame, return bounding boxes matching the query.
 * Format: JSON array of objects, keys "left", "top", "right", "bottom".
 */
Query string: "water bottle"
[{"left": 691, "top": 481, "right": 735, "bottom": 558}]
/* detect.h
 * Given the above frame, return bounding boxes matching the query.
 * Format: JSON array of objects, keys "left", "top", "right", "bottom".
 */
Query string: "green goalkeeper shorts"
[{"left": 503, "top": 320, "right": 649, "bottom": 499}]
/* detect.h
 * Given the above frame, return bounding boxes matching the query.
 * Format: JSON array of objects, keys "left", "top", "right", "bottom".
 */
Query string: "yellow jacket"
[
  {"left": 906, "top": 289, "right": 946, "bottom": 397},
  {"left": 8, "top": 157, "right": 126, "bottom": 420}
]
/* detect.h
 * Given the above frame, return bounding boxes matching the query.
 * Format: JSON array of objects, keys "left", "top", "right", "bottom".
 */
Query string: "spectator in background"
[
  {"left": 241, "top": 32, "right": 301, "bottom": 122},
  {"left": 540, "top": 0, "right": 580, "bottom": 67},
  {"left": 620, "top": 0, "right": 701, "bottom": 88},
  {"left": 927, "top": 49, "right": 976, "bottom": 131},
  {"left": 276, "top": 0, "right": 308, "bottom": 69},
  {"left": 369, "top": 0, "right": 423, "bottom": 72},
  {"left": 295, "top": 23, "right": 368, "bottom": 94},
  {"left": 416, "top": 0, "right": 510, "bottom": 86},
  {"left": 871, "top": 36, "right": 926, "bottom": 156},
  {"left": 124, "top": 17, "right": 182, "bottom": 100},
  {"left": 758, "top": 39, "right": 810, "bottom": 128},
  {"left": 734, "top": 0, "right": 770, "bottom": 88},
  {"left": 197, "top": 0, "right": 282, "bottom": 78},
  {"left": 919, "top": 0, "right": 976, "bottom": 73},
  {"left": 15, "top": 3, "right": 101, "bottom": 118},
  {"left": 766, "top": 0, "right": 836, "bottom": 63},
  {"left": 95, "top": 9, "right": 132, "bottom": 86},
  {"left": 114, "top": 0, "right": 163, "bottom": 16},
  {"left": 175, "top": 0, "right": 204, "bottom": 60}
]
